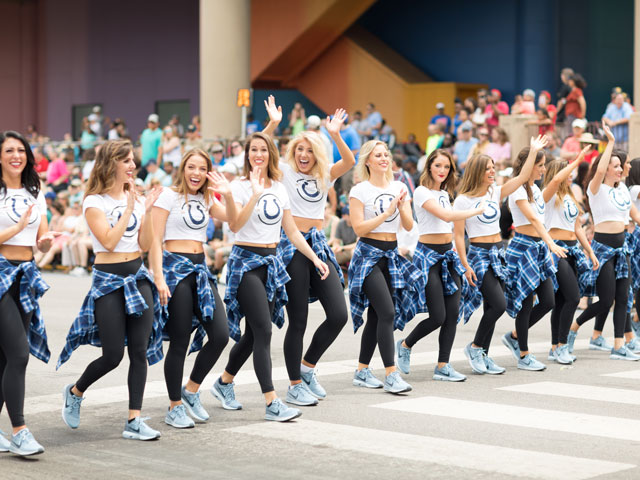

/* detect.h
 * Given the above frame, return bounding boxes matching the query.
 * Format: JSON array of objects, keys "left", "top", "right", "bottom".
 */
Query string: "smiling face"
[
  {"left": 248, "top": 137, "right": 269, "bottom": 172},
  {"left": 115, "top": 150, "right": 136, "bottom": 185},
  {"left": 294, "top": 138, "right": 316, "bottom": 174},
  {"left": 366, "top": 144, "right": 391, "bottom": 176},
  {"left": 606, "top": 156, "right": 623, "bottom": 183},
  {"left": 429, "top": 153, "right": 452, "bottom": 188},
  {"left": 483, "top": 158, "right": 496, "bottom": 187},
  {"left": 183, "top": 155, "right": 208, "bottom": 194},
  {"left": 531, "top": 158, "right": 546, "bottom": 182},
  {"left": 0, "top": 137, "right": 27, "bottom": 181}
]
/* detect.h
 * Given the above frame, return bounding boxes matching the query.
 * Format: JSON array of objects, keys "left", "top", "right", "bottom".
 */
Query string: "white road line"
[
  {"left": 498, "top": 381, "right": 640, "bottom": 405},
  {"left": 601, "top": 369, "right": 640, "bottom": 379},
  {"left": 26, "top": 339, "right": 589, "bottom": 415},
  {"left": 372, "top": 396, "right": 640, "bottom": 442},
  {"left": 227, "top": 419, "right": 635, "bottom": 480}
]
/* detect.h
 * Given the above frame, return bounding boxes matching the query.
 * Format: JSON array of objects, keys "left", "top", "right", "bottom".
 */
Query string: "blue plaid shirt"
[
  {"left": 0, "top": 256, "right": 50, "bottom": 363},
  {"left": 348, "top": 241, "right": 424, "bottom": 333},
  {"left": 551, "top": 240, "right": 593, "bottom": 297},
  {"left": 627, "top": 228, "right": 640, "bottom": 290},
  {"left": 161, "top": 251, "right": 219, "bottom": 355},
  {"left": 462, "top": 244, "right": 506, "bottom": 324},
  {"left": 504, "top": 233, "right": 558, "bottom": 318},
  {"left": 413, "top": 242, "right": 469, "bottom": 324},
  {"left": 581, "top": 238, "right": 630, "bottom": 299},
  {"left": 224, "top": 246, "right": 290, "bottom": 342},
  {"left": 57, "top": 263, "right": 163, "bottom": 369},
  {"left": 278, "top": 227, "right": 344, "bottom": 302}
]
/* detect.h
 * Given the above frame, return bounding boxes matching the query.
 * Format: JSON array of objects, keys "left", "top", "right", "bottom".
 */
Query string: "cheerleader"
[
  {"left": 267, "top": 105, "right": 353, "bottom": 405},
  {"left": 149, "top": 149, "right": 235, "bottom": 428},
  {"left": 500, "top": 144, "right": 567, "bottom": 370},
  {"left": 453, "top": 136, "right": 547, "bottom": 375},
  {"left": 349, "top": 140, "right": 422, "bottom": 393},
  {"left": 211, "top": 132, "right": 330, "bottom": 421},
  {"left": 540, "top": 150, "right": 598, "bottom": 364},
  {"left": 626, "top": 158, "right": 640, "bottom": 339},
  {"left": 59, "top": 140, "right": 164, "bottom": 440},
  {"left": 0, "top": 131, "right": 57, "bottom": 455},
  {"left": 395, "top": 149, "right": 484, "bottom": 382}
]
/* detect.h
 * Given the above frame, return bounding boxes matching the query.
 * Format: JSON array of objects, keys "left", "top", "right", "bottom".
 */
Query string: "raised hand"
[
  {"left": 249, "top": 166, "right": 265, "bottom": 198},
  {"left": 37, "top": 231, "right": 62, "bottom": 252},
  {"left": 144, "top": 185, "right": 162, "bottom": 212},
  {"left": 575, "top": 145, "right": 592, "bottom": 163},
  {"left": 264, "top": 95, "right": 282, "bottom": 125},
  {"left": 326, "top": 108, "right": 347, "bottom": 137},
  {"left": 16, "top": 204, "right": 34, "bottom": 231},
  {"left": 603, "top": 124, "right": 615, "bottom": 142},
  {"left": 530, "top": 134, "right": 548, "bottom": 151},
  {"left": 207, "top": 170, "right": 231, "bottom": 196},
  {"left": 126, "top": 179, "right": 137, "bottom": 212}
]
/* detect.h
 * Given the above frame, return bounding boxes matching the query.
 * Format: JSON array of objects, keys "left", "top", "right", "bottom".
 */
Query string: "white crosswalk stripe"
[
  {"left": 498, "top": 381, "right": 640, "bottom": 405},
  {"left": 601, "top": 369, "right": 640, "bottom": 379}
]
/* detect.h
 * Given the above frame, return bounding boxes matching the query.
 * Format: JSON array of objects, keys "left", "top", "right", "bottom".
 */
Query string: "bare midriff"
[
  {"left": 514, "top": 225, "right": 540, "bottom": 237},
  {"left": 164, "top": 239, "right": 204, "bottom": 254},
  {"left": 361, "top": 232, "right": 397, "bottom": 242},
  {"left": 594, "top": 220, "right": 626, "bottom": 234},
  {"left": 469, "top": 233, "right": 502, "bottom": 244},
  {"left": 419, "top": 233, "right": 452, "bottom": 244},
  {"left": 548, "top": 228, "right": 576, "bottom": 241},
  {"left": 292, "top": 216, "right": 323, "bottom": 233},
  {"left": 235, "top": 242, "right": 279, "bottom": 249},
  {"left": 94, "top": 251, "right": 141, "bottom": 264},
  {"left": 0, "top": 244, "right": 34, "bottom": 261}
]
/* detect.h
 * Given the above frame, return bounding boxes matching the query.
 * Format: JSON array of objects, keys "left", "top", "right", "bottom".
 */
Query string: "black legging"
[
  {"left": 404, "top": 243, "right": 461, "bottom": 363},
  {"left": 550, "top": 244, "right": 580, "bottom": 345},
  {"left": 284, "top": 247, "right": 347, "bottom": 381},
  {"left": 470, "top": 243, "right": 506, "bottom": 354},
  {"left": 164, "top": 252, "right": 229, "bottom": 402},
  {"left": 75, "top": 258, "right": 155, "bottom": 411},
  {"left": 515, "top": 277, "right": 555, "bottom": 353},
  {"left": 357, "top": 238, "right": 397, "bottom": 368},
  {"left": 576, "top": 232, "right": 629, "bottom": 339},
  {"left": 0, "top": 265, "right": 32, "bottom": 427},
  {"left": 224, "top": 247, "right": 276, "bottom": 394}
]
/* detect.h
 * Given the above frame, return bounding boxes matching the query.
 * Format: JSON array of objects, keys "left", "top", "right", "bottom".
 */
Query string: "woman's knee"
[{"left": 102, "top": 346, "right": 125, "bottom": 370}]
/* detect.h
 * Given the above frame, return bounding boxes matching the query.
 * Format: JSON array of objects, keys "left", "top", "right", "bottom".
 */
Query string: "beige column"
[
  {"left": 499, "top": 114, "right": 537, "bottom": 163},
  {"left": 635, "top": 0, "right": 640, "bottom": 109},
  {"left": 200, "top": 0, "right": 251, "bottom": 140},
  {"left": 629, "top": 113, "right": 640, "bottom": 159}
]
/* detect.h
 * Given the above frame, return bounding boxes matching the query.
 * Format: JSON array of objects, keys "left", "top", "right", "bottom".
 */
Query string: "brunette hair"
[
  {"left": 0, "top": 131, "right": 40, "bottom": 198},
  {"left": 242, "top": 132, "right": 281, "bottom": 181},
  {"left": 512, "top": 147, "right": 545, "bottom": 202},
  {"left": 458, "top": 154, "right": 494, "bottom": 198},
  {"left": 84, "top": 140, "right": 133, "bottom": 197},
  {"left": 419, "top": 149, "right": 457, "bottom": 198}
]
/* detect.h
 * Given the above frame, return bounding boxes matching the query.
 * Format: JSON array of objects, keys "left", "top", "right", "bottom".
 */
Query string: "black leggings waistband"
[
  {"left": 420, "top": 242, "right": 452, "bottom": 255},
  {"left": 235, "top": 245, "right": 277, "bottom": 257},
  {"left": 594, "top": 231, "right": 625, "bottom": 249},
  {"left": 560, "top": 240, "right": 578, "bottom": 247},
  {"left": 170, "top": 252, "right": 205, "bottom": 264},
  {"left": 93, "top": 258, "right": 143, "bottom": 276},
  {"left": 470, "top": 241, "right": 504, "bottom": 250},
  {"left": 360, "top": 237, "right": 397, "bottom": 251}
]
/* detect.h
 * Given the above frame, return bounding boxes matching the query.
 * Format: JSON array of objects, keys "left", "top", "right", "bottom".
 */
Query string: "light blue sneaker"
[
  {"left": 464, "top": 343, "right": 488, "bottom": 374},
  {"left": 9, "top": 428, "right": 44, "bottom": 456},
  {"left": 164, "top": 404, "right": 195, "bottom": 429},
  {"left": 181, "top": 386, "right": 209, "bottom": 422},
  {"left": 395, "top": 339, "right": 411, "bottom": 374},
  {"left": 625, "top": 337, "right": 640, "bottom": 353},
  {"left": 61, "top": 384, "right": 83, "bottom": 429},
  {"left": 483, "top": 355, "right": 506, "bottom": 375},
  {"left": 0, "top": 429, "right": 11, "bottom": 452},
  {"left": 589, "top": 335, "right": 613, "bottom": 351},
  {"left": 123, "top": 417, "right": 161, "bottom": 440},
  {"left": 553, "top": 345, "right": 574, "bottom": 365},
  {"left": 300, "top": 369, "right": 326, "bottom": 399},
  {"left": 517, "top": 354, "right": 546, "bottom": 371},
  {"left": 353, "top": 368, "right": 384, "bottom": 388},
  {"left": 286, "top": 383, "right": 319, "bottom": 406},
  {"left": 433, "top": 364, "right": 467, "bottom": 382},
  {"left": 211, "top": 378, "right": 242, "bottom": 410},
  {"left": 265, "top": 398, "right": 301, "bottom": 422},
  {"left": 610, "top": 345, "right": 640, "bottom": 361},
  {"left": 501, "top": 333, "right": 521, "bottom": 360},
  {"left": 547, "top": 348, "right": 555, "bottom": 361},
  {"left": 384, "top": 371, "right": 412, "bottom": 393},
  {"left": 631, "top": 319, "right": 640, "bottom": 337},
  {"left": 567, "top": 330, "right": 578, "bottom": 353}
]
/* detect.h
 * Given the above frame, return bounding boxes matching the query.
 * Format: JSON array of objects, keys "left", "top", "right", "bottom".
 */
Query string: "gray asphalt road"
[{"left": 1, "top": 272, "right": 639, "bottom": 479}]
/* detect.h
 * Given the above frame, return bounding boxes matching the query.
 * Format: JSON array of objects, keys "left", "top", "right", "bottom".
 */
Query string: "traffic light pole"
[{"left": 240, "top": 105, "right": 247, "bottom": 140}]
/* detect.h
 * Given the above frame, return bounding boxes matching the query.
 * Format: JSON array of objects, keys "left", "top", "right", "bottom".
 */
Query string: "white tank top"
[
  {"left": 0, "top": 188, "right": 46, "bottom": 246},
  {"left": 545, "top": 193, "right": 579, "bottom": 232},
  {"left": 280, "top": 162, "right": 334, "bottom": 220},
  {"left": 413, "top": 186, "right": 452, "bottom": 235},
  {"left": 154, "top": 188, "right": 211, "bottom": 243},
  {"left": 587, "top": 183, "right": 630, "bottom": 226},
  {"left": 349, "top": 180, "right": 408, "bottom": 234},
  {"left": 453, "top": 186, "right": 502, "bottom": 238},
  {"left": 508, "top": 184, "right": 545, "bottom": 228},
  {"left": 629, "top": 185, "right": 640, "bottom": 211}
]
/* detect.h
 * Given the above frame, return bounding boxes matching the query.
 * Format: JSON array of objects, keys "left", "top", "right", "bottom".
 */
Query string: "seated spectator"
[
  {"left": 513, "top": 89, "right": 536, "bottom": 114},
  {"left": 425, "top": 123, "right": 444, "bottom": 156},
  {"left": 227, "top": 139, "right": 245, "bottom": 171},
  {"left": 323, "top": 203, "right": 340, "bottom": 239},
  {"left": 510, "top": 94, "right": 523, "bottom": 114},
  {"left": 526, "top": 108, "right": 554, "bottom": 136},
  {"left": 68, "top": 178, "right": 84, "bottom": 205},
  {"left": 471, "top": 94, "right": 488, "bottom": 126},
  {"left": 289, "top": 102, "right": 306, "bottom": 136},
  {"left": 377, "top": 119, "right": 396, "bottom": 149},
  {"left": 602, "top": 93, "right": 633, "bottom": 151},
  {"left": 576, "top": 133, "right": 600, "bottom": 162},
  {"left": 544, "top": 133, "right": 563, "bottom": 159},
  {"left": 34, "top": 147, "right": 49, "bottom": 179},
  {"left": 538, "top": 91, "right": 557, "bottom": 123},
  {"left": 486, "top": 127, "right": 512, "bottom": 169},
  {"left": 392, "top": 154, "right": 415, "bottom": 195},
  {"left": 80, "top": 119, "right": 97, "bottom": 152},
  {"left": 430, "top": 102, "right": 452, "bottom": 132},
  {"left": 453, "top": 121, "right": 478, "bottom": 170},
  {"left": 402, "top": 133, "right": 423, "bottom": 158},
  {"left": 560, "top": 118, "right": 587, "bottom": 160},
  {"left": 403, "top": 157, "right": 420, "bottom": 187},
  {"left": 46, "top": 152, "right": 70, "bottom": 193},
  {"left": 81, "top": 148, "right": 96, "bottom": 180},
  {"left": 210, "top": 143, "right": 226, "bottom": 168},
  {"left": 485, "top": 89, "right": 509, "bottom": 130},
  {"left": 329, "top": 206, "right": 358, "bottom": 278},
  {"left": 469, "top": 127, "right": 491, "bottom": 157},
  {"left": 184, "top": 124, "right": 204, "bottom": 152},
  {"left": 144, "top": 158, "right": 171, "bottom": 187},
  {"left": 36, "top": 202, "right": 81, "bottom": 269}
]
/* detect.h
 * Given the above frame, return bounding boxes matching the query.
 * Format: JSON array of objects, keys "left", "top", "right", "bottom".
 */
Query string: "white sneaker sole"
[
  {"left": 122, "top": 431, "right": 161, "bottom": 441},
  {"left": 352, "top": 379, "right": 383, "bottom": 389},
  {"left": 589, "top": 344, "right": 612, "bottom": 351},
  {"left": 285, "top": 396, "right": 318, "bottom": 406},
  {"left": 181, "top": 398, "right": 209, "bottom": 423},
  {"left": 8, "top": 445, "right": 44, "bottom": 456},
  {"left": 384, "top": 385, "right": 412, "bottom": 394},
  {"left": 517, "top": 364, "right": 546, "bottom": 371},
  {"left": 464, "top": 347, "right": 488, "bottom": 374},
  {"left": 433, "top": 374, "right": 466, "bottom": 382},
  {"left": 265, "top": 411, "right": 302, "bottom": 422},
  {"left": 164, "top": 418, "right": 195, "bottom": 429},
  {"left": 210, "top": 387, "right": 242, "bottom": 410},
  {"left": 610, "top": 354, "right": 640, "bottom": 361}
]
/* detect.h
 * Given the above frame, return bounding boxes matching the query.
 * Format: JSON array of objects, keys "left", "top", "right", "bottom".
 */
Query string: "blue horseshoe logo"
[
  {"left": 8, "top": 196, "right": 38, "bottom": 225},
  {"left": 563, "top": 198, "right": 579, "bottom": 223},
  {"left": 182, "top": 200, "right": 207, "bottom": 230},
  {"left": 439, "top": 196, "right": 449, "bottom": 209},
  {"left": 533, "top": 191, "right": 545, "bottom": 215},
  {"left": 610, "top": 188, "right": 631, "bottom": 211},
  {"left": 477, "top": 200, "right": 499, "bottom": 224},
  {"left": 296, "top": 179, "right": 322, "bottom": 203},
  {"left": 111, "top": 206, "right": 138, "bottom": 237},
  {"left": 374, "top": 193, "right": 398, "bottom": 222},
  {"left": 257, "top": 193, "right": 282, "bottom": 225}
]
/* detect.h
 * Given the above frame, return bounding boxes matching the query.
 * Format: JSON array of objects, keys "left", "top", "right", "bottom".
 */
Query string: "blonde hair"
[
  {"left": 84, "top": 140, "right": 133, "bottom": 197},
  {"left": 458, "top": 154, "right": 494, "bottom": 198},
  {"left": 543, "top": 159, "right": 578, "bottom": 209},
  {"left": 172, "top": 148, "right": 214, "bottom": 205},
  {"left": 354, "top": 140, "right": 393, "bottom": 182},
  {"left": 285, "top": 132, "right": 330, "bottom": 191},
  {"left": 242, "top": 132, "right": 281, "bottom": 181}
]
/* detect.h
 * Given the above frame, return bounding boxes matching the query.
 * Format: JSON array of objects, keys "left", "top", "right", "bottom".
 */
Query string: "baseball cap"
[
  {"left": 572, "top": 118, "right": 587, "bottom": 130},
  {"left": 307, "top": 115, "right": 321, "bottom": 129},
  {"left": 490, "top": 88, "right": 501, "bottom": 98},
  {"left": 71, "top": 178, "right": 82, "bottom": 187},
  {"left": 578, "top": 132, "right": 599, "bottom": 144},
  {"left": 211, "top": 145, "right": 224, "bottom": 153},
  {"left": 187, "top": 124, "right": 196, "bottom": 133},
  {"left": 460, "top": 121, "right": 473, "bottom": 132},
  {"left": 148, "top": 113, "right": 159, "bottom": 124},
  {"left": 436, "top": 102, "right": 445, "bottom": 109},
  {"left": 134, "top": 178, "right": 144, "bottom": 187},
  {"left": 523, "top": 89, "right": 535, "bottom": 98},
  {"left": 44, "top": 191, "right": 56, "bottom": 201},
  {"left": 218, "top": 162, "right": 239, "bottom": 175},
  {"left": 341, "top": 206, "right": 350, "bottom": 216},
  {"left": 92, "top": 106, "right": 101, "bottom": 113}
]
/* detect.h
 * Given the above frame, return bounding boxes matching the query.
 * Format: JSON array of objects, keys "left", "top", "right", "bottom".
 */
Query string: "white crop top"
[
  {"left": 508, "top": 184, "right": 545, "bottom": 227},
  {"left": 587, "top": 183, "right": 630, "bottom": 226},
  {"left": 349, "top": 180, "right": 408, "bottom": 234},
  {"left": 83, "top": 193, "right": 145, "bottom": 253},
  {"left": 154, "top": 188, "right": 211, "bottom": 243},
  {"left": 280, "top": 162, "right": 334, "bottom": 220},
  {"left": 629, "top": 185, "right": 640, "bottom": 211},
  {"left": 0, "top": 188, "right": 46, "bottom": 246},
  {"left": 545, "top": 194, "right": 579, "bottom": 232},
  {"left": 454, "top": 186, "right": 502, "bottom": 238},
  {"left": 413, "top": 186, "right": 452, "bottom": 235},
  {"left": 231, "top": 179, "right": 290, "bottom": 244}
]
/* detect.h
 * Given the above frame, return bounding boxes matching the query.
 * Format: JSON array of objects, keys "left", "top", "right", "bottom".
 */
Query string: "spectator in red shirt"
[
  {"left": 33, "top": 147, "right": 49, "bottom": 178},
  {"left": 561, "top": 74, "right": 587, "bottom": 138},
  {"left": 538, "top": 91, "right": 557, "bottom": 123},
  {"left": 46, "top": 152, "right": 70, "bottom": 193},
  {"left": 560, "top": 118, "right": 587, "bottom": 160},
  {"left": 577, "top": 133, "right": 599, "bottom": 162},
  {"left": 485, "top": 88, "right": 509, "bottom": 130}
]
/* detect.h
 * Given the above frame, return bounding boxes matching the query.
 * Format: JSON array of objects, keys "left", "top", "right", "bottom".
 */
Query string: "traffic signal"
[{"left": 237, "top": 88, "right": 251, "bottom": 108}]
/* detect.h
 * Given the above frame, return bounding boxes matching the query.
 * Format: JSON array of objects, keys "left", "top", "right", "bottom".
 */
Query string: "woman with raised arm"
[
  {"left": 211, "top": 131, "right": 330, "bottom": 422},
  {"left": 0, "top": 131, "right": 57, "bottom": 456},
  {"left": 149, "top": 149, "right": 235, "bottom": 428},
  {"left": 348, "top": 140, "right": 422, "bottom": 393},
  {"left": 264, "top": 100, "right": 354, "bottom": 405},
  {"left": 500, "top": 143, "right": 567, "bottom": 371},
  {"left": 568, "top": 129, "right": 640, "bottom": 360},
  {"left": 59, "top": 140, "right": 164, "bottom": 441},
  {"left": 625, "top": 158, "right": 640, "bottom": 339},
  {"left": 540, "top": 149, "right": 598, "bottom": 364},
  {"left": 452, "top": 136, "right": 546, "bottom": 376},
  {"left": 395, "top": 149, "right": 484, "bottom": 382}
]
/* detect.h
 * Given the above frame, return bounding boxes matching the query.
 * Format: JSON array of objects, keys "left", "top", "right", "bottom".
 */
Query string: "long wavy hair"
[
  {"left": 626, "top": 158, "right": 640, "bottom": 187},
  {"left": 582, "top": 149, "right": 625, "bottom": 213},
  {"left": 458, "top": 154, "right": 494, "bottom": 198},
  {"left": 172, "top": 148, "right": 214, "bottom": 205},
  {"left": 512, "top": 146, "right": 545, "bottom": 202},
  {"left": 84, "top": 140, "right": 133, "bottom": 197},
  {"left": 285, "top": 131, "right": 330, "bottom": 191},
  {"left": 354, "top": 140, "right": 393, "bottom": 182},
  {"left": 419, "top": 149, "right": 457, "bottom": 198},
  {"left": 543, "top": 159, "right": 579, "bottom": 209},
  {"left": 0, "top": 131, "right": 40, "bottom": 198},
  {"left": 242, "top": 132, "right": 281, "bottom": 181}
]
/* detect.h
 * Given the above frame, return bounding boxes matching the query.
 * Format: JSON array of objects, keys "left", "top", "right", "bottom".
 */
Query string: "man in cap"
[
  {"left": 602, "top": 93, "right": 633, "bottom": 152},
  {"left": 561, "top": 118, "right": 588, "bottom": 160},
  {"left": 139, "top": 113, "right": 163, "bottom": 179},
  {"left": 430, "top": 102, "right": 452, "bottom": 133},
  {"left": 184, "top": 124, "right": 204, "bottom": 152},
  {"left": 453, "top": 121, "right": 478, "bottom": 171},
  {"left": 485, "top": 89, "right": 509, "bottom": 130},
  {"left": 306, "top": 115, "right": 334, "bottom": 164}
]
